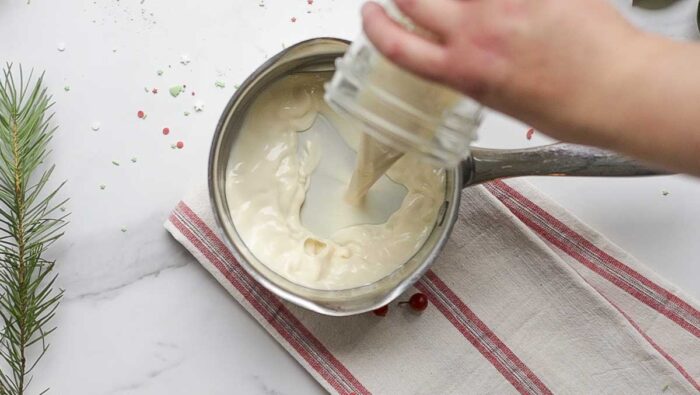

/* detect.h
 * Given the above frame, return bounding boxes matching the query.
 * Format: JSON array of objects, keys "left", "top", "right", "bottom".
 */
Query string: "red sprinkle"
[
  {"left": 191, "top": 91, "right": 196, "bottom": 96},
  {"left": 526, "top": 128, "right": 535, "bottom": 140},
  {"left": 137, "top": 110, "right": 145, "bottom": 119},
  {"left": 291, "top": 16, "right": 297, "bottom": 22},
  {"left": 307, "top": 0, "right": 313, "bottom": 4},
  {"left": 162, "top": 127, "right": 170, "bottom": 135},
  {"left": 176, "top": 141, "right": 184, "bottom": 149},
  {"left": 151, "top": 88, "right": 158, "bottom": 94}
]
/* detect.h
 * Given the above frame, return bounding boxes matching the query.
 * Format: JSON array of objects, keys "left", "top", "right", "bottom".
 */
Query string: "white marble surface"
[{"left": 0, "top": 0, "right": 698, "bottom": 394}]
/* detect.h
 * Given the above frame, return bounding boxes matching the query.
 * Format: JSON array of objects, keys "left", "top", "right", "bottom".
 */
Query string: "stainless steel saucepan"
[{"left": 208, "top": 38, "right": 664, "bottom": 316}]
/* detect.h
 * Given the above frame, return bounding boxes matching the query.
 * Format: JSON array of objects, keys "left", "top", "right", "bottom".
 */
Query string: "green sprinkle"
[
  {"left": 144, "top": 87, "right": 149, "bottom": 93},
  {"left": 169, "top": 85, "right": 184, "bottom": 97},
  {"left": 184, "top": 111, "right": 190, "bottom": 116},
  {"left": 234, "top": 84, "right": 240, "bottom": 89},
  {"left": 215, "top": 80, "right": 226, "bottom": 88},
  {"left": 120, "top": 227, "right": 128, "bottom": 233},
  {"left": 130, "top": 157, "right": 137, "bottom": 163},
  {"left": 662, "top": 384, "right": 670, "bottom": 392},
  {"left": 64, "top": 85, "right": 70, "bottom": 92},
  {"left": 112, "top": 160, "right": 120, "bottom": 166},
  {"left": 99, "top": 184, "right": 106, "bottom": 190},
  {"left": 170, "top": 143, "right": 177, "bottom": 149},
  {"left": 662, "top": 190, "right": 669, "bottom": 196},
  {"left": 157, "top": 69, "right": 164, "bottom": 76}
]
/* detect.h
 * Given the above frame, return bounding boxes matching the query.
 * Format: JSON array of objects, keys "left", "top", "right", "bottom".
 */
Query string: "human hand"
[{"left": 361, "top": 0, "right": 650, "bottom": 147}]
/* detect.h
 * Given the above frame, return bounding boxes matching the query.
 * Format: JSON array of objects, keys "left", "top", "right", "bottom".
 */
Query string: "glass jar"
[{"left": 324, "top": 1, "right": 483, "bottom": 168}]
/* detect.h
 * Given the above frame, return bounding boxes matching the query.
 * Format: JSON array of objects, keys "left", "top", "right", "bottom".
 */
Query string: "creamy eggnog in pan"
[{"left": 225, "top": 73, "right": 445, "bottom": 290}]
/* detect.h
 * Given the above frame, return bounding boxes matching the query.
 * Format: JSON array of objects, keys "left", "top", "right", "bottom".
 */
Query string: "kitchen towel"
[{"left": 165, "top": 179, "right": 700, "bottom": 394}]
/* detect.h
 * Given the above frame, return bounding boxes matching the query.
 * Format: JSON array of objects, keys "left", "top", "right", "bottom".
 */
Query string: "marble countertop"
[{"left": 1, "top": 0, "right": 698, "bottom": 393}]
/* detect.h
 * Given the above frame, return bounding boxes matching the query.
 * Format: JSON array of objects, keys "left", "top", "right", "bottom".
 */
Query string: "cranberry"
[
  {"left": 373, "top": 305, "right": 388, "bottom": 317},
  {"left": 399, "top": 292, "right": 429, "bottom": 312}
]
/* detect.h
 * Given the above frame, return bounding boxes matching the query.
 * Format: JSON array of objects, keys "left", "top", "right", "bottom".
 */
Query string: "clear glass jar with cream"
[{"left": 325, "top": 1, "right": 483, "bottom": 168}]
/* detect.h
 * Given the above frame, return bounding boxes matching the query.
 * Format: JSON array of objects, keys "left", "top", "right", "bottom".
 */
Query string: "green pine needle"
[{"left": 0, "top": 64, "right": 67, "bottom": 395}]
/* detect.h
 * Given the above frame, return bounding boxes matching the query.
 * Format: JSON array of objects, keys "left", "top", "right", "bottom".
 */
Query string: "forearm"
[{"left": 564, "top": 35, "right": 700, "bottom": 175}]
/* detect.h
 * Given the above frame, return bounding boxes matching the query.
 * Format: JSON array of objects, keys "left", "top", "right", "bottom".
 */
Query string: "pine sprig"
[{"left": 0, "top": 64, "right": 67, "bottom": 395}]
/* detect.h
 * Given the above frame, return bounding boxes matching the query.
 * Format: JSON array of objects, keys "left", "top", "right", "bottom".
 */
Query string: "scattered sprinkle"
[
  {"left": 57, "top": 42, "right": 66, "bottom": 52},
  {"left": 170, "top": 143, "right": 177, "bottom": 149},
  {"left": 130, "top": 157, "right": 137, "bottom": 163},
  {"left": 662, "top": 190, "right": 669, "bottom": 196},
  {"left": 60, "top": 207, "right": 66, "bottom": 212},
  {"left": 112, "top": 160, "right": 120, "bottom": 166},
  {"left": 169, "top": 85, "right": 184, "bottom": 97},
  {"left": 291, "top": 17, "right": 297, "bottom": 22},
  {"left": 151, "top": 88, "right": 158, "bottom": 94},
  {"left": 307, "top": 0, "right": 313, "bottom": 4},
  {"left": 64, "top": 85, "right": 71, "bottom": 92},
  {"left": 121, "top": 227, "right": 128, "bottom": 233},
  {"left": 191, "top": 91, "right": 196, "bottom": 96},
  {"left": 526, "top": 128, "right": 535, "bottom": 140},
  {"left": 162, "top": 127, "right": 170, "bottom": 135},
  {"left": 137, "top": 110, "right": 145, "bottom": 119},
  {"left": 662, "top": 384, "right": 670, "bottom": 392},
  {"left": 215, "top": 80, "right": 226, "bottom": 88},
  {"left": 91, "top": 122, "right": 101, "bottom": 131},
  {"left": 194, "top": 100, "right": 205, "bottom": 112},
  {"left": 112, "top": 48, "right": 117, "bottom": 53},
  {"left": 176, "top": 141, "right": 184, "bottom": 149},
  {"left": 157, "top": 69, "right": 164, "bottom": 76},
  {"left": 180, "top": 54, "right": 191, "bottom": 65},
  {"left": 144, "top": 87, "right": 149, "bottom": 93},
  {"left": 234, "top": 84, "right": 240, "bottom": 89},
  {"left": 183, "top": 111, "right": 190, "bottom": 116},
  {"left": 99, "top": 184, "right": 106, "bottom": 190}
]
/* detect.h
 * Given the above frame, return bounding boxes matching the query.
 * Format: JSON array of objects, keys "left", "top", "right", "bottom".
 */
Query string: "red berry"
[
  {"left": 176, "top": 141, "right": 184, "bottom": 149},
  {"left": 373, "top": 305, "right": 388, "bottom": 317},
  {"left": 409, "top": 293, "right": 428, "bottom": 311},
  {"left": 137, "top": 110, "right": 145, "bottom": 119},
  {"left": 162, "top": 127, "right": 170, "bottom": 135},
  {"left": 399, "top": 292, "right": 429, "bottom": 312},
  {"left": 152, "top": 88, "right": 158, "bottom": 94}
]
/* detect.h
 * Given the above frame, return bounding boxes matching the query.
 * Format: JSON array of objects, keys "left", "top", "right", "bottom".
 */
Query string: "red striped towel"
[{"left": 165, "top": 179, "right": 700, "bottom": 394}]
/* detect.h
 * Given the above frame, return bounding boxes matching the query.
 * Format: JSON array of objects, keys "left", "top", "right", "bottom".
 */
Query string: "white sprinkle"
[
  {"left": 99, "top": 184, "right": 106, "bottom": 190},
  {"left": 91, "top": 122, "right": 101, "bottom": 131},
  {"left": 57, "top": 42, "right": 66, "bottom": 52},
  {"left": 194, "top": 100, "right": 205, "bottom": 112},
  {"left": 130, "top": 157, "right": 137, "bottom": 163},
  {"left": 180, "top": 54, "right": 191, "bottom": 65},
  {"left": 662, "top": 190, "right": 670, "bottom": 196},
  {"left": 121, "top": 227, "right": 128, "bottom": 233}
]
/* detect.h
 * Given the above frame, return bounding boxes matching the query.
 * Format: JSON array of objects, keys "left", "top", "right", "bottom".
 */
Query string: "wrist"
[{"left": 564, "top": 30, "right": 660, "bottom": 149}]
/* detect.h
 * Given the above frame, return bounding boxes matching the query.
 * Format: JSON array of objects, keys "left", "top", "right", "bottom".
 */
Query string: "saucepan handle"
[{"left": 462, "top": 143, "right": 668, "bottom": 187}]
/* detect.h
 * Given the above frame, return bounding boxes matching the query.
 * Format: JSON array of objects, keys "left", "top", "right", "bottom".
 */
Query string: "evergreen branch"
[{"left": 0, "top": 64, "right": 67, "bottom": 394}]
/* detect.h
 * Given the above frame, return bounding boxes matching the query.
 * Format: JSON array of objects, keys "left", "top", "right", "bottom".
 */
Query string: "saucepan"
[{"left": 209, "top": 38, "right": 663, "bottom": 316}]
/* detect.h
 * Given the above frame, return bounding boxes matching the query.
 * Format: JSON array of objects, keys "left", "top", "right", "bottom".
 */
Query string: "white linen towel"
[{"left": 165, "top": 179, "right": 700, "bottom": 394}]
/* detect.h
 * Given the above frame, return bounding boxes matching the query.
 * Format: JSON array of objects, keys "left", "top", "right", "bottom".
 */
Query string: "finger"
[
  {"left": 392, "top": 0, "right": 462, "bottom": 36},
  {"left": 362, "top": 2, "right": 448, "bottom": 81}
]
